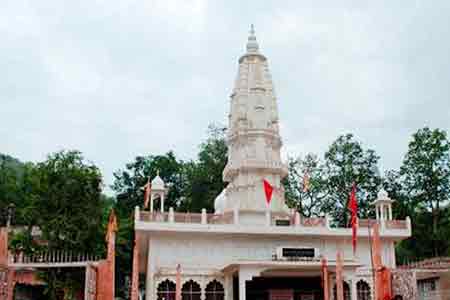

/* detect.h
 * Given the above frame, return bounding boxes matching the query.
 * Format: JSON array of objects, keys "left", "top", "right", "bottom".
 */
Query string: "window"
[
  {"left": 418, "top": 278, "right": 438, "bottom": 299},
  {"left": 205, "top": 280, "right": 224, "bottom": 300},
  {"left": 182, "top": 280, "right": 201, "bottom": 300},
  {"left": 357, "top": 280, "right": 371, "bottom": 300},
  {"left": 333, "top": 281, "right": 351, "bottom": 300},
  {"left": 157, "top": 279, "right": 176, "bottom": 300}
]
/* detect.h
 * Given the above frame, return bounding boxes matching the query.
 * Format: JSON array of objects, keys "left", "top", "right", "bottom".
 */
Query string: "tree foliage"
[
  {"left": 283, "top": 154, "right": 327, "bottom": 217},
  {"left": 386, "top": 127, "right": 450, "bottom": 261},
  {"left": 111, "top": 124, "right": 227, "bottom": 298},
  {"left": 323, "top": 134, "right": 382, "bottom": 226}
]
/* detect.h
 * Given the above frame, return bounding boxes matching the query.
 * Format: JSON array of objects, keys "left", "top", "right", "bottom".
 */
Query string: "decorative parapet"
[{"left": 135, "top": 208, "right": 411, "bottom": 239}]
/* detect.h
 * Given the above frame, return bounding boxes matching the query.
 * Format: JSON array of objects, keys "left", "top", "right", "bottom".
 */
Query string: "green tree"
[
  {"left": 112, "top": 151, "right": 185, "bottom": 298},
  {"left": 323, "top": 134, "right": 382, "bottom": 226},
  {"left": 180, "top": 124, "right": 227, "bottom": 212},
  {"left": 32, "top": 151, "right": 106, "bottom": 299},
  {"left": 394, "top": 127, "right": 450, "bottom": 258},
  {"left": 283, "top": 154, "right": 328, "bottom": 217},
  {"left": 32, "top": 150, "right": 104, "bottom": 253}
]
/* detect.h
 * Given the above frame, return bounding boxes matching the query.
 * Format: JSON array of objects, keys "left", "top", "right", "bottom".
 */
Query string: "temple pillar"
[
  {"left": 224, "top": 274, "right": 233, "bottom": 300},
  {"left": 238, "top": 274, "right": 246, "bottom": 300},
  {"left": 350, "top": 278, "right": 357, "bottom": 300},
  {"left": 150, "top": 194, "right": 154, "bottom": 213},
  {"left": 238, "top": 267, "right": 262, "bottom": 300},
  {"left": 145, "top": 238, "right": 154, "bottom": 300}
]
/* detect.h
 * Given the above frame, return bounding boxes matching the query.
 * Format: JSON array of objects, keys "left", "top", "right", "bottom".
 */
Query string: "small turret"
[
  {"left": 372, "top": 189, "right": 394, "bottom": 221},
  {"left": 150, "top": 171, "right": 167, "bottom": 213}
]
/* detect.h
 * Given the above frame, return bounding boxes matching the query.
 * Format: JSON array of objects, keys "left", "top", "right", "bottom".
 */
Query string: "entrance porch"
[
  {"left": 223, "top": 260, "right": 361, "bottom": 300},
  {"left": 245, "top": 276, "right": 322, "bottom": 300}
]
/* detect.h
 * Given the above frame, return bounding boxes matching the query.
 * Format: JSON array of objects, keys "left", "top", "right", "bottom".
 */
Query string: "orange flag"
[
  {"left": 302, "top": 171, "right": 310, "bottom": 192},
  {"left": 336, "top": 251, "right": 344, "bottom": 300},
  {"left": 131, "top": 234, "right": 139, "bottom": 300},
  {"left": 371, "top": 223, "right": 392, "bottom": 300},
  {"left": 321, "top": 257, "right": 329, "bottom": 300},
  {"left": 0, "top": 228, "right": 8, "bottom": 267},
  {"left": 263, "top": 179, "right": 274, "bottom": 205},
  {"left": 144, "top": 178, "right": 151, "bottom": 208},
  {"left": 176, "top": 264, "right": 182, "bottom": 300}
]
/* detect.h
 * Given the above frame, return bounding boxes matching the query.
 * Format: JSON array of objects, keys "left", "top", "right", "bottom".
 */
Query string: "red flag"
[
  {"left": 348, "top": 183, "right": 358, "bottom": 254},
  {"left": 144, "top": 178, "right": 151, "bottom": 208},
  {"left": 263, "top": 179, "right": 274, "bottom": 205}
]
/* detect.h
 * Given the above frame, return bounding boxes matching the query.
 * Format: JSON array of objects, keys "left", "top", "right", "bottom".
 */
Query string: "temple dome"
[
  {"left": 377, "top": 189, "right": 389, "bottom": 201},
  {"left": 214, "top": 189, "right": 227, "bottom": 214},
  {"left": 151, "top": 174, "right": 165, "bottom": 190}
]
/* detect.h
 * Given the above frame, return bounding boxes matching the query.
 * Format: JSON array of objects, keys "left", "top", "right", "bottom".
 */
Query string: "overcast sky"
[{"left": 1, "top": 0, "right": 450, "bottom": 194}]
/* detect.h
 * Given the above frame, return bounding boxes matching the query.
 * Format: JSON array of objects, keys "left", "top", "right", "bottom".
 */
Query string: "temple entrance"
[{"left": 246, "top": 277, "right": 323, "bottom": 300}]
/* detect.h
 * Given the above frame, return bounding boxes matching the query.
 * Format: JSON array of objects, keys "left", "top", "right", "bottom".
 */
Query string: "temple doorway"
[{"left": 246, "top": 276, "right": 322, "bottom": 300}]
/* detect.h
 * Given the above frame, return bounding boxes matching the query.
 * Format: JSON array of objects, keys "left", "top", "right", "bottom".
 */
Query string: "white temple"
[{"left": 134, "top": 26, "right": 411, "bottom": 300}]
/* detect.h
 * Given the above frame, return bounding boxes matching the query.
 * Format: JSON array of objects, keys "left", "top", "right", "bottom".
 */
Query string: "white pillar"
[
  {"left": 224, "top": 275, "right": 233, "bottom": 300},
  {"left": 294, "top": 212, "right": 300, "bottom": 226},
  {"left": 350, "top": 278, "right": 357, "bottom": 300},
  {"left": 239, "top": 274, "right": 247, "bottom": 300},
  {"left": 233, "top": 206, "right": 239, "bottom": 225},
  {"left": 145, "top": 238, "right": 154, "bottom": 300},
  {"left": 265, "top": 210, "right": 271, "bottom": 226},
  {"left": 169, "top": 207, "right": 174, "bottom": 223},
  {"left": 150, "top": 194, "right": 154, "bottom": 213},
  {"left": 375, "top": 206, "right": 379, "bottom": 220},
  {"left": 201, "top": 209, "right": 207, "bottom": 224},
  {"left": 200, "top": 276, "right": 206, "bottom": 300},
  {"left": 388, "top": 205, "right": 392, "bottom": 220},
  {"left": 160, "top": 194, "right": 165, "bottom": 212}
]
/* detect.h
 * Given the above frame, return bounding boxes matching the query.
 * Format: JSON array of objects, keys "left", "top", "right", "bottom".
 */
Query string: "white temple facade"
[{"left": 134, "top": 27, "right": 411, "bottom": 300}]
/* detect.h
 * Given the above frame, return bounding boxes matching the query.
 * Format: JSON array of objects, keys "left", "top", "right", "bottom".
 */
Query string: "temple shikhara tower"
[
  {"left": 133, "top": 27, "right": 412, "bottom": 300},
  {"left": 222, "top": 25, "right": 288, "bottom": 218}
]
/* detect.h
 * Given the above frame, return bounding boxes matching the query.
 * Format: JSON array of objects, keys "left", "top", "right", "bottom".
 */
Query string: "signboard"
[{"left": 282, "top": 248, "right": 315, "bottom": 258}]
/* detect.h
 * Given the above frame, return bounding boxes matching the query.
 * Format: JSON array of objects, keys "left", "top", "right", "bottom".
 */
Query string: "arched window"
[
  {"left": 157, "top": 279, "right": 176, "bottom": 300},
  {"left": 357, "top": 280, "right": 371, "bottom": 300},
  {"left": 182, "top": 280, "right": 201, "bottom": 300},
  {"left": 333, "top": 281, "right": 351, "bottom": 300},
  {"left": 205, "top": 280, "right": 224, "bottom": 300}
]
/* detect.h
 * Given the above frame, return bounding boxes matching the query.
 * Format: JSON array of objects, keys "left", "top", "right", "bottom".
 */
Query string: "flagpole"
[{"left": 368, "top": 222, "right": 376, "bottom": 299}]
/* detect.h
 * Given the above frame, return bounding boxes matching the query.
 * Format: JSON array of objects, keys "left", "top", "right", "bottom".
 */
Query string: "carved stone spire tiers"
[{"left": 222, "top": 26, "right": 289, "bottom": 222}]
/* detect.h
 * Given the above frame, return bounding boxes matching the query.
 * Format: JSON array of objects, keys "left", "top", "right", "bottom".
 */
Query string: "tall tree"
[
  {"left": 112, "top": 151, "right": 185, "bottom": 217},
  {"left": 323, "top": 134, "right": 382, "bottom": 226},
  {"left": 180, "top": 124, "right": 227, "bottom": 212},
  {"left": 283, "top": 154, "right": 328, "bottom": 217},
  {"left": 33, "top": 150, "right": 104, "bottom": 252},
  {"left": 396, "top": 127, "right": 450, "bottom": 258},
  {"left": 112, "top": 151, "right": 185, "bottom": 298}
]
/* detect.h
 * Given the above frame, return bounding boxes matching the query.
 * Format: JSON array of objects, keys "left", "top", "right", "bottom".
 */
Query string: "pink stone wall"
[{"left": 391, "top": 270, "right": 417, "bottom": 299}]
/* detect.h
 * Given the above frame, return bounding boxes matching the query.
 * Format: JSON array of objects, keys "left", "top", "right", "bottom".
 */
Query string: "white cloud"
[{"left": 1, "top": 0, "right": 449, "bottom": 194}]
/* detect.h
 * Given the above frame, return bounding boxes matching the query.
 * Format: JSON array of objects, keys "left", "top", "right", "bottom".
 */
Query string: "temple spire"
[
  {"left": 222, "top": 27, "right": 288, "bottom": 219},
  {"left": 246, "top": 24, "right": 259, "bottom": 53}
]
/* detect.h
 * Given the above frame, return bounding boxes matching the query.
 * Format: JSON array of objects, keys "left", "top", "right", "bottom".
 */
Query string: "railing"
[
  {"left": 173, "top": 213, "right": 202, "bottom": 223},
  {"left": 301, "top": 217, "right": 326, "bottom": 227},
  {"left": 140, "top": 212, "right": 168, "bottom": 222},
  {"left": 136, "top": 208, "right": 409, "bottom": 232},
  {"left": 10, "top": 250, "right": 100, "bottom": 265},
  {"left": 207, "top": 212, "right": 234, "bottom": 224},
  {"left": 386, "top": 220, "right": 408, "bottom": 229},
  {"left": 358, "top": 219, "right": 378, "bottom": 228}
]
